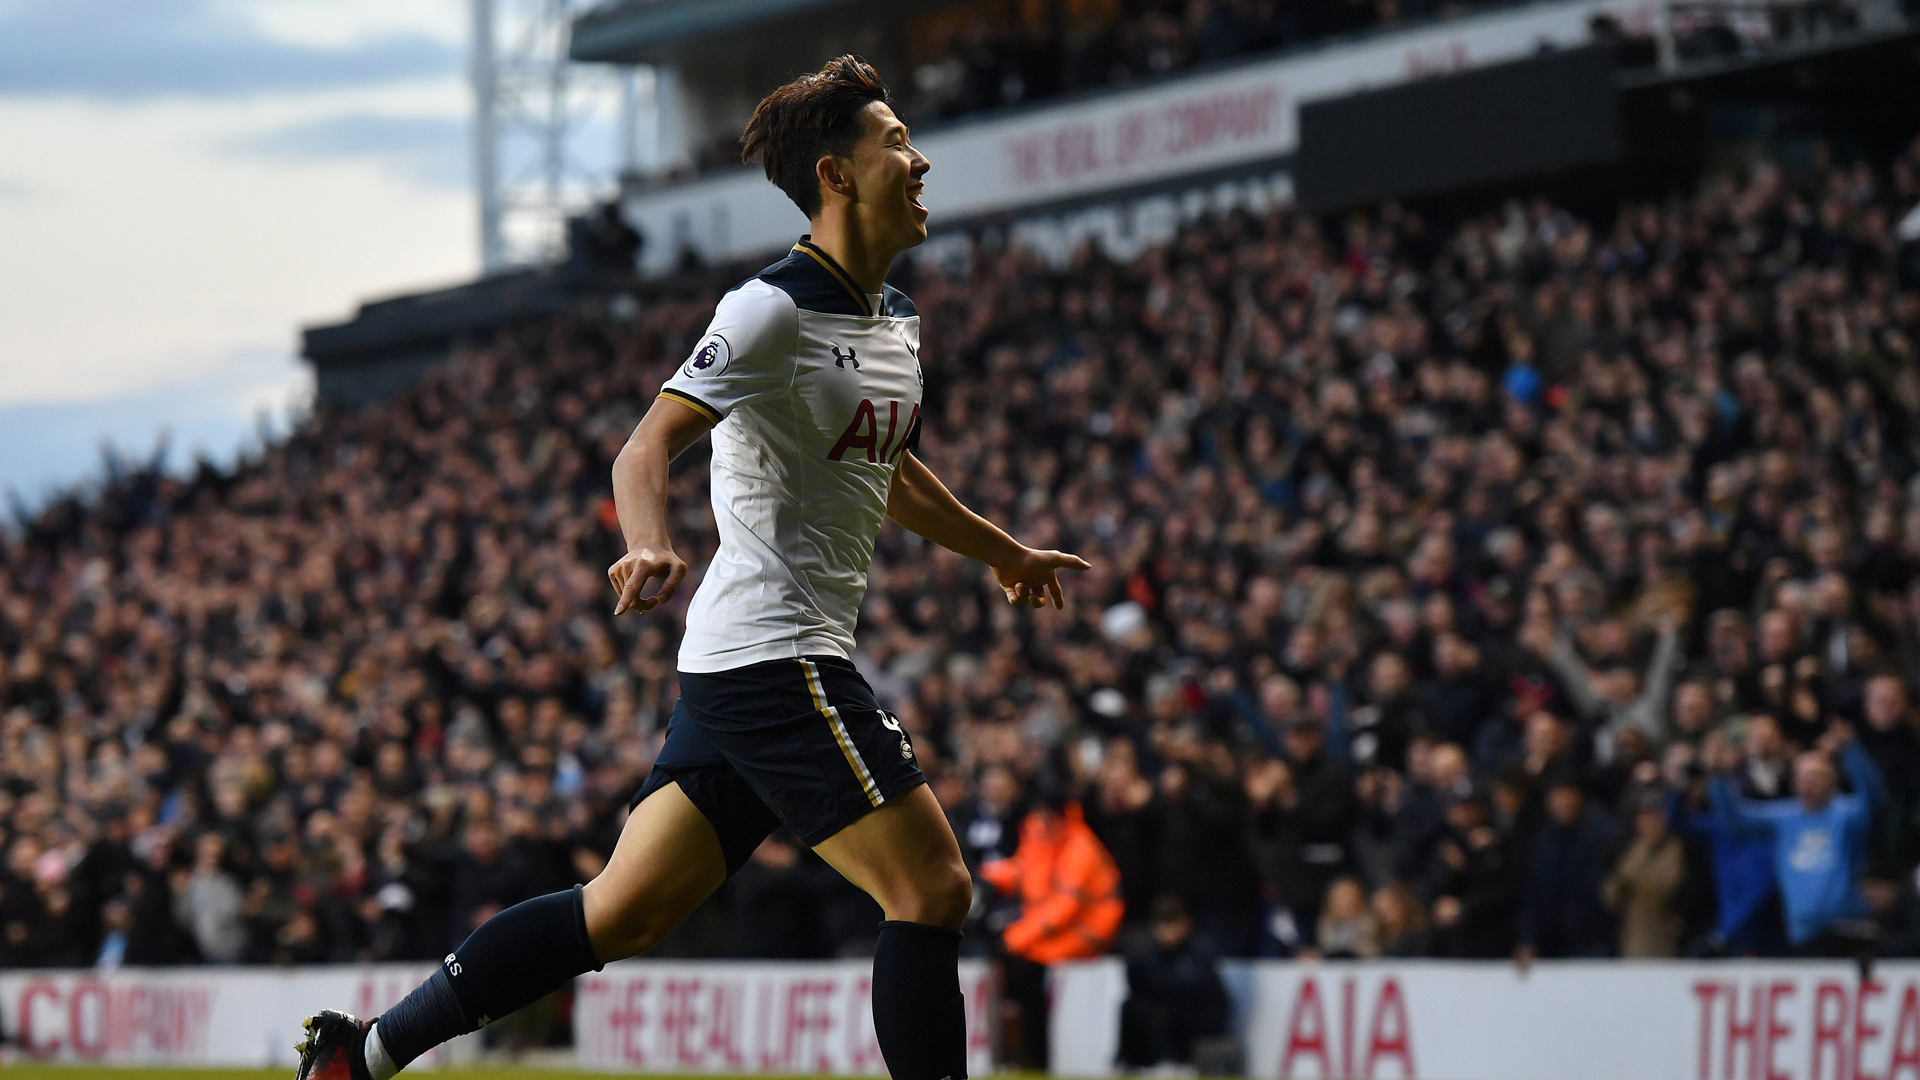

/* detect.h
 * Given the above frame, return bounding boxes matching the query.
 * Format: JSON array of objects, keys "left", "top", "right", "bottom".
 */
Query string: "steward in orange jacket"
[{"left": 980, "top": 800, "right": 1124, "bottom": 963}]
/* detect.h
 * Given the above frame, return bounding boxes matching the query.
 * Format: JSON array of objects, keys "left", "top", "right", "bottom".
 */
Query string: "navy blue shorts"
[{"left": 631, "top": 655, "right": 926, "bottom": 875}]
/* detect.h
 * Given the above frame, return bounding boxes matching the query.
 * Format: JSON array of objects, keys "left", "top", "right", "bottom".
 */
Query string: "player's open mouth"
[{"left": 908, "top": 185, "right": 926, "bottom": 213}]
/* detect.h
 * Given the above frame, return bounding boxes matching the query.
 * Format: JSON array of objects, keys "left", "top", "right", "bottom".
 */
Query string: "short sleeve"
[
  {"left": 659, "top": 279, "right": 797, "bottom": 423},
  {"left": 899, "top": 404, "right": 923, "bottom": 458}
]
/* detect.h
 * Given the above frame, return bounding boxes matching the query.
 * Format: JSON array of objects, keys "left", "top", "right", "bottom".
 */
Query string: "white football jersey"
[{"left": 659, "top": 238, "right": 924, "bottom": 673}]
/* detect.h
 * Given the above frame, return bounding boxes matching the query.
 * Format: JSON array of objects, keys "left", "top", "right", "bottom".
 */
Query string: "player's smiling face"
[{"left": 846, "top": 101, "right": 930, "bottom": 250}]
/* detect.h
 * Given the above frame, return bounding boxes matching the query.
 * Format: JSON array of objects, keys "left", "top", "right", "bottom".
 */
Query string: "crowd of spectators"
[
  {"left": 890, "top": 0, "right": 1914, "bottom": 129},
  {"left": 683, "top": 0, "right": 1503, "bottom": 172},
  {"left": 5, "top": 138, "right": 1920, "bottom": 1005},
  {"left": 673, "top": 0, "right": 1920, "bottom": 180},
  {"left": 895, "top": 0, "right": 1491, "bottom": 126}
]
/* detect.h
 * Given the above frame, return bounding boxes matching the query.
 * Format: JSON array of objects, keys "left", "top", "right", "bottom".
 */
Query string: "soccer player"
[{"left": 294, "top": 55, "right": 1089, "bottom": 1080}]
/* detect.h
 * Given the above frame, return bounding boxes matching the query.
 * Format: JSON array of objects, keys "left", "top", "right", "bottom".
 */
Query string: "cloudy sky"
[{"left": 0, "top": 0, "right": 478, "bottom": 505}]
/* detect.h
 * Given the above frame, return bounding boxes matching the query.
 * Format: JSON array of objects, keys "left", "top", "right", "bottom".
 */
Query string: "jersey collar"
[{"left": 793, "top": 237, "right": 875, "bottom": 318}]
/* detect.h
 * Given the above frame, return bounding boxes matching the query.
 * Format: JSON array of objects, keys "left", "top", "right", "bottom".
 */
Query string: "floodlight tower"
[{"left": 470, "top": 0, "right": 633, "bottom": 271}]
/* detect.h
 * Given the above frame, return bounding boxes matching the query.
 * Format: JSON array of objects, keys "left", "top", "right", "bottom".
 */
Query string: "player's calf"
[
  {"left": 334, "top": 782, "right": 727, "bottom": 1080},
  {"left": 363, "top": 886, "right": 602, "bottom": 1080}
]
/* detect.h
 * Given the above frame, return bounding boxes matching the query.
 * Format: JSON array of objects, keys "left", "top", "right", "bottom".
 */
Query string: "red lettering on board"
[
  {"left": 1890, "top": 985, "right": 1920, "bottom": 1080},
  {"left": 1362, "top": 977, "right": 1416, "bottom": 1079},
  {"left": 68, "top": 978, "right": 105, "bottom": 1060},
  {"left": 1728, "top": 982, "right": 1763, "bottom": 1080},
  {"left": 20, "top": 980, "right": 60, "bottom": 1057},
  {"left": 1280, "top": 977, "right": 1330, "bottom": 1078},
  {"left": 1762, "top": 981, "right": 1795, "bottom": 1080},
  {"left": 1859, "top": 981, "right": 1887, "bottom": 1080},
  {"left": 1812, "top": 981, "right": 1849, "bottom": 1080},
  {"left": 1697, "top": 982, "right": 1723, "bottom": 1080},
  {"left": 707, "top": 981, "right": 744, "bottom": 1069}
]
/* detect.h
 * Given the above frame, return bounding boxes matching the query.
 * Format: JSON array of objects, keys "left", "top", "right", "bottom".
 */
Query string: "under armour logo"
[{"left": 831, "top": 345, "right": 859, "bottom": 369}]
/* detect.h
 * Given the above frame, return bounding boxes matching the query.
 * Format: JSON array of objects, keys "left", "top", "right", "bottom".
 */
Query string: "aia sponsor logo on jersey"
[{"left": 828, "top": 399, "right": 919, "bottom": 464}]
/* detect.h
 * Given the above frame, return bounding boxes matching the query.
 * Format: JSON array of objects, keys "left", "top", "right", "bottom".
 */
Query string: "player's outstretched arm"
[
  {"left": 887, "top": 451, "right": 1090, "bottom": 609},
  {"left": 608, "top": 396, "right": 714, "bottom": 615}
]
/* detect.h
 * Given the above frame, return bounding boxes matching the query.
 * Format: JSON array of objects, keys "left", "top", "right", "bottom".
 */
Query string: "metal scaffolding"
[{"left": 470, "top": 0, "right": 634, "bottom": 271}]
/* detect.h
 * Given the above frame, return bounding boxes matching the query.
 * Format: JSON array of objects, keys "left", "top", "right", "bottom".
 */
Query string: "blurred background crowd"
[
  {"left": 4, "top": 133, "right": 1920, "bottom": 1058},
  {"left": 678, "top": 0, "right": 1880, "bottom": 175},
  {"left": 891, "top": 0, "right": 1488, "bottom": 126},
  {"left": 684, "top": 0, "right": 1514, "bottom": 172}
]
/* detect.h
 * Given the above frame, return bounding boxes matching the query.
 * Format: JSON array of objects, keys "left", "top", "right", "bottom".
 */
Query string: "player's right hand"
[{"left": 609, "top": 543, "right": 688, "bottom": 615}]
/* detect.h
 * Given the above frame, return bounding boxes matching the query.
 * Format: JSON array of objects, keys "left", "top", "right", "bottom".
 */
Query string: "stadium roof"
[
  {"left": 300, "top": 270, "right": 589, "bottom": 406},
  {"left": 570, "top": 0, "right": 878, "bottom": 63}
]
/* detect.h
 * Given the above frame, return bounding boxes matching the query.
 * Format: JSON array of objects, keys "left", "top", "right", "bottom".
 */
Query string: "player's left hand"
[{"left": 992, "top": 548, "right": 1091, "bottom": 609}]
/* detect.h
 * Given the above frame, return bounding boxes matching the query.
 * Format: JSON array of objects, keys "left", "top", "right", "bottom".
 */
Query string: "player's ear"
[{"left": 816, "top": 153, "right": 853, "bottom": 202}]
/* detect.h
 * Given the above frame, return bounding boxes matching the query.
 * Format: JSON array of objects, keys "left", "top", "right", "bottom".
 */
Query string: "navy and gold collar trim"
[{"left": 792, "top": 238, "right": 873, "bottom": 318}]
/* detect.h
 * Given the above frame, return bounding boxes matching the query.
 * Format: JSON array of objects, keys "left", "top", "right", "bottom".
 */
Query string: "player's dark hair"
[{"left": 741, "top": 55, "right": 892, "bottom": 217}]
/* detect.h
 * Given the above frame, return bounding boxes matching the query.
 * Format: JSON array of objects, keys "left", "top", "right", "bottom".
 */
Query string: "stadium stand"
[
  {"left": 4, "top": 137, "right": 1920, "bottom": 999},
  {"left": 889, "top": 0, "right": 1508, "bottom": 126},
  {"left": 585, "top": 0, "right": 1572, "bottom": 178},
  {"left": 589, "top": 0, "right": 1918, "bottom": 181}
]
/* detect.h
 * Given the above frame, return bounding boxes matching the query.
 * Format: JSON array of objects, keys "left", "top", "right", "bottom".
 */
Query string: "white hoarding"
[
  {"left": 1052, "top": 958, "right": 1920, "bottom": 1080},
  {"left": 0, "top": 963, "right": 477, "bottom": 1069},
  {"left": 7, "top": 956, "right": 1915, "bottom": 1078},
  {"left": 573, "top": 958, "right": 994, "bottom": 1075},
  {"left": 623, "top": 0, "right": 1665, "bottom": 274}
]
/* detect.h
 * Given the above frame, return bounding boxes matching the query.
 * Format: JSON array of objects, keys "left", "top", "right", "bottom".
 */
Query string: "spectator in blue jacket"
[
  {"left": 1709, "top": 722, "right": 1887, "bottom": 955},
  {"left": 1669, "top": 746, "right": 1784, "bottom": 956}
]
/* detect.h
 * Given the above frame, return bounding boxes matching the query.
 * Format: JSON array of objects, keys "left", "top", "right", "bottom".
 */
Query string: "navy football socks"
[
  {"left": 374, "top": 885, "right": 603, "bottom": 1073},
  {"left": 872, "top": 921, "right": 968, "bottom": 1080},
  {"left": 372, "top": 892, "right": 964, "bottom": 1079}
]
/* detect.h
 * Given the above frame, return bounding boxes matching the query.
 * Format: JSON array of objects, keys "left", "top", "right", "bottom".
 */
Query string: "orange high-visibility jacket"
[{"left": 980, "top": 802, "right": 1125, "bottom": 963}]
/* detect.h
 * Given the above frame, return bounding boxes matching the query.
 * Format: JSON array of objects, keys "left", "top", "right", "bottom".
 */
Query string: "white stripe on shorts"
[{"left": 801, "top": 659, "right": 883, "bottom": 807}]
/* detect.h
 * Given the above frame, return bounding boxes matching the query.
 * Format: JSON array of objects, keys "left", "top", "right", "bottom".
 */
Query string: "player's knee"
[
  {"left": 582, "top": 878, "right": 680, "bottom": 961},
  {"left": 592, "top": 904, "right": 679, "bottom": 961},
  {"left": 911, "top": 856, "right": 973, "bottom": 929}
]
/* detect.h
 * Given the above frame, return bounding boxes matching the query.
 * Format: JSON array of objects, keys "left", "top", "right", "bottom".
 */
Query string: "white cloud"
[
  {"left": 0, "top": 2, "right": 622, "bottom": 506},
  {"left": 0, "top": 90, "right": 474, "bottom": 408},
  {"left": 0, "top": 0, "right": 459, "bottom": 99},
  {"left": 232, "top": 0, "right": 466, "bottom": 50},
  {"left": 228, "top": 113, "right": 470, "bottom": 189}
]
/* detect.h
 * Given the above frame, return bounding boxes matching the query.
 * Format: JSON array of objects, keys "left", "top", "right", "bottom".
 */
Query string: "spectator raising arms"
[{"left": 1709, "top": 722, "right": 1888, "bottom": 957}]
